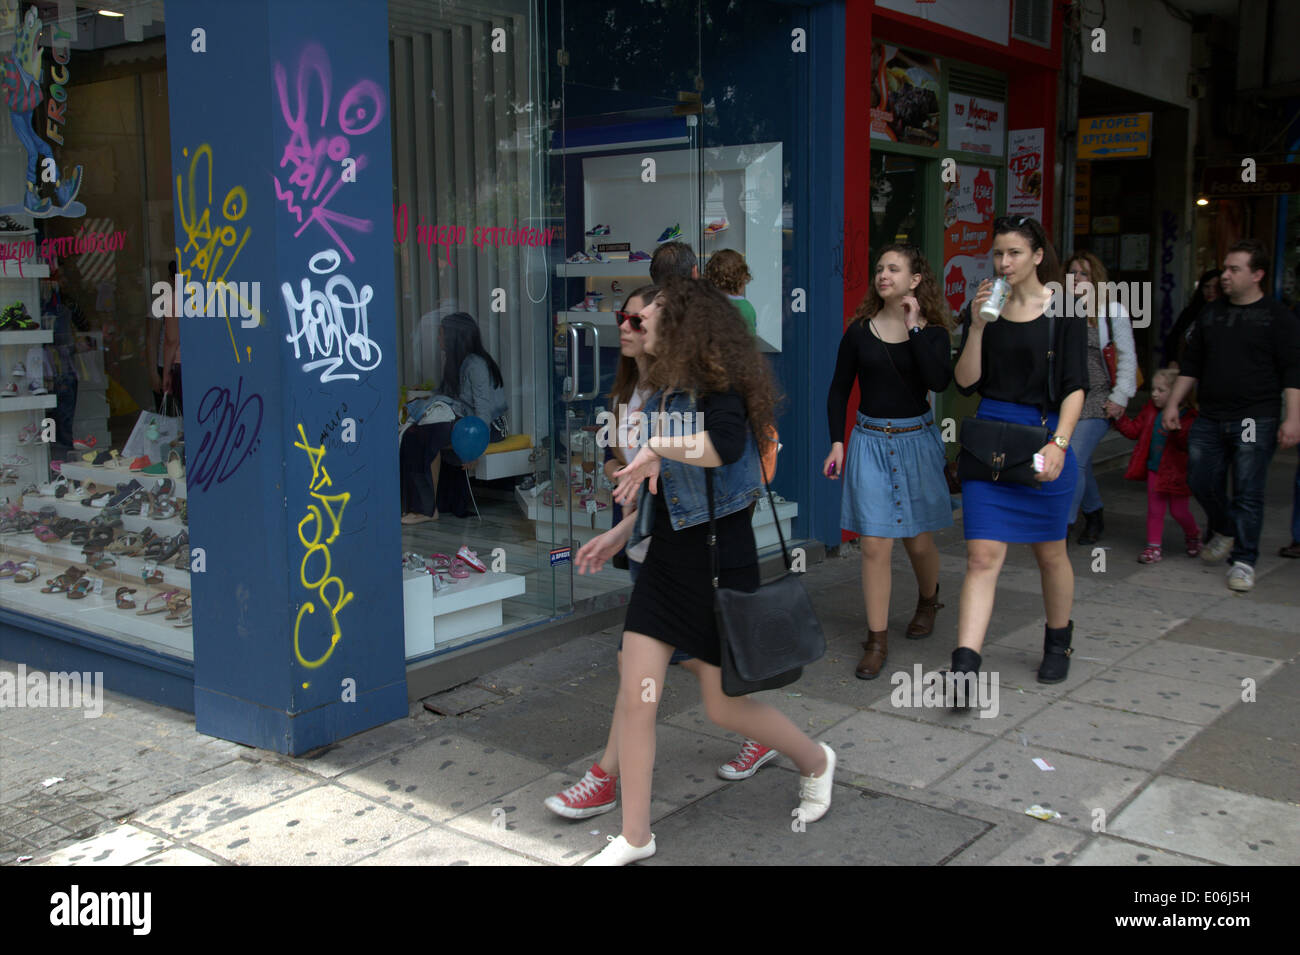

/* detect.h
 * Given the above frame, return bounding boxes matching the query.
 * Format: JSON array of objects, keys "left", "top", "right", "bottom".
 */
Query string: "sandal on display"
[
  {"left": 66, "top": 577, "right": 94, "bottom": 599},
  {"left": 456, "top": 545, "right": 487, "bottom": 573},
  {"left": 33, "top": 524, "right": 60, "bottom": 543},
  {"left": 0, "top": 560, "right": 17, "bottom": 578},
  {"left": 173, "top": 545, "right": 191, "bottom": 570},
  {"left": 106, "top": 533, "right": 145, "bottom": 556},
  {"left": 138, "top": 589, "right": 181, "bottom": 615},
  {"left": 91, "top": 554, "right": 117, "bottom": 571},
  {"left": 164, "top": 592, "right": 190, "bottom": 621},
  {"left": 447, "top": 558, "right": 470, "bottom": 579},
  {"left": 172, "top": 606, "right": 193, "bottom": 628},
  {"left": 167, "top": 450, "right": 185, "bottom": 480},
  {"left": 13, "top": 561, "right": 40, "bottom": 583},
  {"left": 41, "top": 566, "right": 85, "bottom": 594},
  {"left": 115, "top": 587, "right": 137, "bottom": 609},
  {"left": 141, "top": 569, "right": 164, "bottom": 587}
]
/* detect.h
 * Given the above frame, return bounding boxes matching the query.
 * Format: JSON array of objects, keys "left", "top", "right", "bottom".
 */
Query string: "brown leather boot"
[
  {"left": 905, "top": 585, "right": 943, "bottom": 638},
  {"left": 855, "top": 629, "right": 888, "bottom": 680}
]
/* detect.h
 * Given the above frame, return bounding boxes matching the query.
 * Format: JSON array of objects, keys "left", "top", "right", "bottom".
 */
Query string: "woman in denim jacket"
[{"left": 572, "top": 277, "right": 835, "bottom": 865}]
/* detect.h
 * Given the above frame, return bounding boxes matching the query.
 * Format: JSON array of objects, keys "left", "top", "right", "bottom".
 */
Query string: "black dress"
[{"left": 622, "top": 391, "right": 759, "bottom": 666}]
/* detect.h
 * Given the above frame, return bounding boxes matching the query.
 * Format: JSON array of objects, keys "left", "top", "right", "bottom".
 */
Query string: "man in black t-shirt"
[{"left": 1165, "top": 240, "right": 1300, "bottom": 591}]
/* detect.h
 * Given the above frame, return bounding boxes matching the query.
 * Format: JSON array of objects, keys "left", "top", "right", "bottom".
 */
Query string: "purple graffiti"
[
  {"left": 191, "top": 376, "right": 264, "bottom": 491},
  {"left": 272, "top": 43, "right": 383, "bottom": 261}
]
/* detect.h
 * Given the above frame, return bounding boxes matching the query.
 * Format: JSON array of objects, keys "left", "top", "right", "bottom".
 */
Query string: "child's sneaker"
[
  {"left": 1138, "top": 545, "right": 1162, "bottom": 564},
  {"left": 544, "top": 764, "right": 617, "bottom": 819},
  {"left": 455, "top": 545, "right": 487, "bottom": 572},
  {"left": 1184, "top": 534, "right": 1202, "bottom": 557}
]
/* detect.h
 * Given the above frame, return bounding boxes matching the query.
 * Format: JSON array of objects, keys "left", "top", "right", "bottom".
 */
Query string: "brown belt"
[{"left": 862, "top": 423, "right": 924, "bottom": 434}]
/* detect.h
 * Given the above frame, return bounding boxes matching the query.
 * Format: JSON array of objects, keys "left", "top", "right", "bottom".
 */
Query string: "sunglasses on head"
[{"left": 616, "top": 310, "right": 646, "bottom": 331}]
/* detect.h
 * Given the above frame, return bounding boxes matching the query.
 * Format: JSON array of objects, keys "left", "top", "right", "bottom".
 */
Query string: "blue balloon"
[{"left": 452, "top": 416, "right": 490, "bottom": 461}]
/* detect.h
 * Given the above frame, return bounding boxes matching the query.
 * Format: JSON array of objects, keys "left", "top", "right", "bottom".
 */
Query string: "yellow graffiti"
[
  {"left": 175, "top": 144, "right": 264, "bottom": 364},
  {"left": 292, "top": 424, "right": 354, "bottom": 670}
]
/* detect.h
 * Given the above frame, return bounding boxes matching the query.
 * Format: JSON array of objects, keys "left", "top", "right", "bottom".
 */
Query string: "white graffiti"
[{"left": 282, "top": 249, "right": 382, "bottom": 382}]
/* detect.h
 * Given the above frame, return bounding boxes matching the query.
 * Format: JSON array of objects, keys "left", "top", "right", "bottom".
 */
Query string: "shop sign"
[
  {"left": 1006, "top": 128, "right": 1044, "bottom": 221},
  {"left": 1092, "top": 215, "right": 1121, "bottom": 235},
  {"left": 1077, "top": 113, "right": 1151, "bottom": 159},
  {"left": 1074, "top": 162, "right": 1091, "bottom": 234},
  {"left": 948, "top": 95, "right": 1006, "bottom": 157},
  {"left": 870, "top": 42, "right": 941, "bottom": 147},
  {"left": 876, "top": 0, "right": 1011, "bottom": 47},
  {"left": 942, "top": 163, "right": 997, "bottom": 316},
  {"left": 1201, "top": 163, "right": 1300, "bottom": 197},
  {"left": 549, "top": 546, "right": 571, "bottom": 566}
]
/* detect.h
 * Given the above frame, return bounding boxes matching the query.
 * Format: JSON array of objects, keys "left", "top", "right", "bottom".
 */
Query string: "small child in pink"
[{"left": 1112, "top": 368, "right": 1200, "bottom": 563}]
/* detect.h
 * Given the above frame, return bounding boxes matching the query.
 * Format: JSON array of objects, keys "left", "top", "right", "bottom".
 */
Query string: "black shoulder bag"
[
  {"left": 706, "top": 428, "right": 826, "bottom": 697},
  {"left": 956, "top": 311, "right": 1057, "bottom": 487}
]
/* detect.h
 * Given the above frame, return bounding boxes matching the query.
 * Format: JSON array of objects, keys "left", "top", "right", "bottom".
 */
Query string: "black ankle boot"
[
  {"left": 948, "top": 647, "right": 982, "bottom": 711},
  {"left": 1076, "top": 509, "right": 1104, "bottom": 545},
  {"left": 1037, "top": 621, "right": 1074, "bottom": 684}
]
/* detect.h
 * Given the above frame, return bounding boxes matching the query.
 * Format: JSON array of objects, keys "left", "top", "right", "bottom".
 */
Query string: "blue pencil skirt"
[
  {"left": 841, "top": 410, "right": 953, "bottom": 538},
  {"left": 961, "top": 399, "right": 1077, "bottom": 543}
]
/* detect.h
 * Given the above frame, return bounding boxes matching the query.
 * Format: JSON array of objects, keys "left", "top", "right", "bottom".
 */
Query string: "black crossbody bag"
[
  {"left": 956, "top": 311, "right": 1057, "bottom": 487},
  {"left": 706, "top": 428, "right": 826, "bottom": 697}
]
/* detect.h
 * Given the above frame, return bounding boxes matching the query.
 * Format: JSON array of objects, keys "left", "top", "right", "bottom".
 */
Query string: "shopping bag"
[{"left": 123, "top": 397, "right": 182, "bottom": 462}]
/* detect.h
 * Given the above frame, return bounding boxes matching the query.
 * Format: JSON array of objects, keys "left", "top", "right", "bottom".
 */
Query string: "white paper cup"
[{"left": 978, "top": 277, "right": 1011, "bottom": 322}]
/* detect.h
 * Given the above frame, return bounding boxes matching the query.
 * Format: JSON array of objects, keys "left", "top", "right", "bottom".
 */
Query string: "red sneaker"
[
  {"left": 544, "top": 764, "right": 617, "bottom": 819},
  {"left": 717, "top": 739, "right": 778, "bottom": 780}
]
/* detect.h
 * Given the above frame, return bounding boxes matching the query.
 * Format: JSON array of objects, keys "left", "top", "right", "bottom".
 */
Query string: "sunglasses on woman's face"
[{"left": 616, "top": 311, "right": 646, "bottom": 331}]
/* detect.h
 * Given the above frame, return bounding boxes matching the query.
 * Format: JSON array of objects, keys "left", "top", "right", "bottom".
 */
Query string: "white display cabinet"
[
  {"left": 0, "top": 266, "right": 52, "bottom": 496},
  {"left": 560, "top": 142, "right": 784, "bottom": 351}
]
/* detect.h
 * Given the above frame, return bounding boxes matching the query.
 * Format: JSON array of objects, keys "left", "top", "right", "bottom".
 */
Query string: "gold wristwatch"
[{"left": 1051, "top": 434, "right": 1069, "bottom": 450}]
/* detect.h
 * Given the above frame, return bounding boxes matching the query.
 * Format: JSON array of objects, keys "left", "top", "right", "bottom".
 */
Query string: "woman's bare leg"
[
  {"left": 860, "top": 536, "right": 894, "bottom": 630},
  {"left": 1030, "top": 539, "right": 1073, "bottom": 628},
  {"left": 956, "top": 539, "right": 1007, "bottom": 653},
  {"left": 616, "top": 631, "right": 674, "bottom": 847},
  {"left": 596, "top": 651, "right": 622, "bottom": 776},
  {"left": 901, "top": 532, "right": 940, "bottom": 598}
]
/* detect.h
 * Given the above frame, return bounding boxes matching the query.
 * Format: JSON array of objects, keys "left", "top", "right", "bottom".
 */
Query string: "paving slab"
[
  {"left": 32, "top": 824, "right": 171, "bottom": 866},
  {"left": 947, "top": 816, "right": 1089, "bottom": 866},
  {"left": 1161, "top": 725, "right": 1300, "bottom": 804},
  {"left": 1193, "top": 594, "right": 1298, "bottom": 633},
  {"left": 1161, "top": 617, "right": 1299, "bottom": 660},
  {"left": 1068, "top": 669, "right": 1243, "bottom": 725},
  {"left": 930, "top": 740, "right": 1148, "bottom": 830},
  {"left": 817, "top": 710, "right": 993, "bottom": 788},
  {"left": 130, "top": 847, "right": 222, "bottom": 866},
  {"left": 136, "top": 763, "right": 321, "bottom": 840},
  {"left": 1070, "top": 835, "right": 1212, "bottom": 866},
  {"left": 1001, "top": 699, "right": 1197, "bottom": 771},
  {"left": 280, "top": 720, "right": 430, "bottom": 779},
  {"left": 868, "top": 675, "right": 1051, "bottom": 737},
  {"left": 337, "top": 733, "right": 552, "bottom": 822},
  {"left": 1111, "top": 641, "right": 1282, "bottom": 689},
  {"left": 192, "top": 785, "right": 430, "bottom": 866},
  {"left": 1107, "top": 776, "right": 1300, "bottom": 866},
  {"left": 353, "top": 826, "right": 543, "bottom": 866}
]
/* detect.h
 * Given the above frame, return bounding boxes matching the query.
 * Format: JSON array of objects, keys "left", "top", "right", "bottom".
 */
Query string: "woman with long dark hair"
[
  {"left": 573, "top": 277, "right": 834, "bottom": 865},
  {"left": 952, "top": 217, "right": 1088, "bottom": 694},
  {"left": 1165, "top": 269, "right": 1220, "bottom": 369},
  {"left": 825, "top": 244, "right": 953, "bottom": 680},
  {"left": 399, "top": 312, "right": 507, "bottom": 523}
]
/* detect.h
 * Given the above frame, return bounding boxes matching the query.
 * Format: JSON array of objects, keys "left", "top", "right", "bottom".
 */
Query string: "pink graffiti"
[{"left": 272, "top": 43, "right": 384, "bottom": 262}]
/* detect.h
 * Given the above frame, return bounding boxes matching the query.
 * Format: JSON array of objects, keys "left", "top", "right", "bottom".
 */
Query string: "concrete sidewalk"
[{"left": 3, "top": 452, "right": 1298, "bottom": 866}]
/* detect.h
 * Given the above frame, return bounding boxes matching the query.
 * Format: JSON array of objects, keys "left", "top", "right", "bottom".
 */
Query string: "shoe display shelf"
[
  {"left": 19, "top": 493, "right": 186, "bottom": 538},
  {"left": 514, "top": 484, "right": 612, "bottom": 547},
  {"left": 56, "top": 461, "right": 187, "bottom": 500},
  {"left": 751, "top": 497, "right": 798, "bottom": 551},
  {"left": 0, "top": 323, "right": 53, "bottom": 493},
  {"left": 403, "top": 567, "right": 526, "bottom": 656}
]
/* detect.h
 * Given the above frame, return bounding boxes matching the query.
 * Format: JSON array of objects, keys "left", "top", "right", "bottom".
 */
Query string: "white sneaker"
[
  {"left": 1200, "top": 535, "right": 1234, "bottom": 563},
  {"left": 10, "top": 361, "right": 25, "bottom": 378},
  {"left": 582, "top": 833, "right": 656, "bottom": 866},
  {"left": 796, "top": 742, "right": 836, "bottom": 823},
  {"left": 1227, "top": 561, "right": 1255, "bottom": 592}
]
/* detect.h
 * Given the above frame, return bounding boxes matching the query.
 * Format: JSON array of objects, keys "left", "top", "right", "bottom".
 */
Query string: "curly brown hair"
[
  {"left": 851, "top": 244, "right": 951, "bottom": 329},
  {"left": 703, "top": 249, "right": 752, "bottom": 295},
  {"left": 643, "top": 276, "right": 780, "bottom": 441}
]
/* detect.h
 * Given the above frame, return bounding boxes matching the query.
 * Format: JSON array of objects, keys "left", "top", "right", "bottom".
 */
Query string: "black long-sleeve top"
[
  {"left": 1180, "top": 297, "right": 1300, "bottom": 420},
  {"left": 826, "top": 322, "right": 952, "bottom": 441},
  {"left": 955, "top": 310, "right": 1088, "bottom": 410}
]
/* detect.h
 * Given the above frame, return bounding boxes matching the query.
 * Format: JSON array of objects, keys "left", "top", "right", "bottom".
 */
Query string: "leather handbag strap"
[{"left": 706, "top": 422, "right": 788, "bottom": 590}]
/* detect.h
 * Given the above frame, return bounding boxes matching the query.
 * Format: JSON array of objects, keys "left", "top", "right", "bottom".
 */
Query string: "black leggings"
[{"left": 400, "top": 421, "right": 455, "bottom": 515}]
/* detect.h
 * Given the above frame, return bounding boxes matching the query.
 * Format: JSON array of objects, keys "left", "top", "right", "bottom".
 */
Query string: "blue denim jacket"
[{"left": 627, "top": 389, "right": 762, "bottom": 550}]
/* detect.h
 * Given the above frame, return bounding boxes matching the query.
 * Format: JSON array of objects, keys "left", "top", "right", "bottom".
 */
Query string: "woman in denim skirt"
[
  {"left": 825, "top": 245, "right": 954, "bottom": 680},
  {"left": 952, "top": 217, "right": 1089, "bottom": 697}
]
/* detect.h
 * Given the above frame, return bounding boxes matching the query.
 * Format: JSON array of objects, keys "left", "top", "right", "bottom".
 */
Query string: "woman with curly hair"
[
  {"left": 573, "top": 276, "right": 835, "bottom": 865},
  {"left": 825, "top": 245, "right": 954, "bottom": 680}
]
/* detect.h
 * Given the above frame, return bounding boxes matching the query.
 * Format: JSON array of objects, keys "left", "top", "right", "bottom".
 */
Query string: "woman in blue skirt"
[
  {"left": 953, "top": 217, "right": 1088, "bottom": 692},
  {"left": 825, "top": 245, "right": 953, "bottom": 680}
]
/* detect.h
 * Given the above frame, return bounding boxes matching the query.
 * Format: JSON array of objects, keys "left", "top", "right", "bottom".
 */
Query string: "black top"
[
  {"left": 652, "top": 390, "right": 757, "bottom": 571},
  {"left": 955, "top": 310, "right": 1089, "bottom": 410},
  {"left": 826, "top": 322, "right": 952, "bottom": 440},
  {"left": 1180, "top": 297, "right": 1300, "bottom": 420}
]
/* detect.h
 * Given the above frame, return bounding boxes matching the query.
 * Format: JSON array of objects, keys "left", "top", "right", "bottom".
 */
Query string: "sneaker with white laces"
[
  {"left": 795, "top": 742, "right": 836, "bottom": 824},
  {"left": 1200, "top": 534, "right": 1234, "bottom": 563},
  {"left": 582, "top": 833, "right": 655, "bottom": 866},
  {"left": 717, "top": 739, "right": 778, "bottom": 780},
  {"left": 1227, "top": 561, "right": 1255, "bottom": 592},
  {"left": 0, "top": 381, "right": 16, "bottom": 397},
  {"left": 544, "top": 764, "right": 617, "bottom": 819}
]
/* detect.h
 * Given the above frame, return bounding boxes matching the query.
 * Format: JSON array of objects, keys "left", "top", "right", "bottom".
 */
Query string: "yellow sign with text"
[{"left": 1078, "top": 113, "right": 1152, "bottom": 160}]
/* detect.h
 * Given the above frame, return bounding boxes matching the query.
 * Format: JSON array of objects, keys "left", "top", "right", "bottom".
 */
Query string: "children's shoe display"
[
  {"left": 628, "top": 250, "right": 651, "bottom": 262},
  {"left": 704, "top": 217, "right": 729, "bottom": 236},
  {"left": 0, "top": 381, "right": 16, "bottom": 398},
  {"left": 455, "top": 545, "right": 487, "bottom": 573},
  {"left": 565, "top": 250, "right": 593, "bottom": 264},
  {"left": 585, "top": 224, "right": 611, "bottom": 236},
  {"left": 27, "top": 377, "right": 46, "bottom": 396},
  {"left": 655, "top": 223, "right": 682, "bottom": 243},
  {"left": 10, "top": 361, "right": 25, "bottom": 379}
]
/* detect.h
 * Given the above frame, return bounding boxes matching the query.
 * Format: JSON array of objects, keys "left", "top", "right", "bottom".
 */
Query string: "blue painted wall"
[{"left": 165, "top": 0, "right": 406, "bottom": 754}]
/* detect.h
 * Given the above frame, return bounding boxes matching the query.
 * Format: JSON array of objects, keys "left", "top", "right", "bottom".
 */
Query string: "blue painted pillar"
[{"left": 164, "top": 0, "right": 406, "bottom": 754}]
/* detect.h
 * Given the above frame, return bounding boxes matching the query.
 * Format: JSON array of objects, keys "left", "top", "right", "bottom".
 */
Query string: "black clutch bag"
[
  {"left": 956, "top": 310, "right": 1057, "bottom": 488},
  {"left": 707, "top": 430, "right": 826, "bottom": 697}
]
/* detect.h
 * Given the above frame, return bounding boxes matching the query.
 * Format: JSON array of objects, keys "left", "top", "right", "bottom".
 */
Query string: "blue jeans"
[
  {"left": 1069, "top": 416, "right": 1111, "bottom": 521},
  {"left": 1186, "top": 415, "right": 1278, "bottom": 567}
]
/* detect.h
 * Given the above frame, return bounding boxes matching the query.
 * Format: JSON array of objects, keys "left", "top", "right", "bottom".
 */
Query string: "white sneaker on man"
[
  {"left": 1200, "top": 535, "right": 1234, "bottom": 563},
  {"left": 795, "top": 742, "right": 836, "bottom": 823},
  {"left": 582, "top": 833, "right": 656, "bottom": 866},
  {"left": 1227, "top": 561, "right": 1255, "bottom": 592}
]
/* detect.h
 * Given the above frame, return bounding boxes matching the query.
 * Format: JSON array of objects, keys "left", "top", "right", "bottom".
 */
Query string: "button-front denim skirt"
[{"left": 840, "top": 411, "right": 953, "bottom": 538}]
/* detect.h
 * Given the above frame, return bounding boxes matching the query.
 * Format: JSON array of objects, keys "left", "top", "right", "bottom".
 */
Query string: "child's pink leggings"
[{"left": 1147, "top": 472, "right": 1199, "bottom": 545}]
